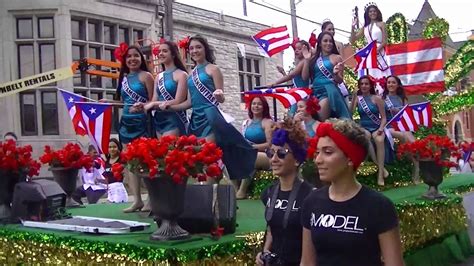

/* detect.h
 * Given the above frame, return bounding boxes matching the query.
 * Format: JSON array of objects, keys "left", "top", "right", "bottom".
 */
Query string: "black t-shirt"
[
  {"left": 103, "top": 157, "right": 121, "bottom": 184},
  {"left": 301, "top": 185, "right": 399, "bottom": 266},
  {"left": 261, "top": 180, "right": 314, "bottom": 265}
]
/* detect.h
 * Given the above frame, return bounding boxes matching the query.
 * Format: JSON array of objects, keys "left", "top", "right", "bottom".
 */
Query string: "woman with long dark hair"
[
  {"left": 321, "top": 20, "right": 344, "bottom": 55},
  {"left": 350, "top": 3, "right": 390, "bottom": 94},
  {"left": 237, "top": 96, "right": 274, "bottom": 199},
  {"left": 164, "top": 35, "right": 257, "bottom": 183},
  {"left": 268, "top": 40, "right": 310, "bottom": 117},
  {"left": 102, "top": 138, "right": 128, "bottom": 203},
  {"left": 350, "top": 76, "right": 392, "bottom": 186},
  {"left": 302, "top": 32, "right": 351, "bottom": 121},
  {"left": 300, "top": 119, "right": 403, "bottom": 265},
  {"left": 135, "top": 41, "right": 189, "bottom": 137},
  {"left": 383, "top": 75, "right": 419, "bottom": 183},
  {"left": 101, "top": 45, "right": 154, "bottom": 212}
]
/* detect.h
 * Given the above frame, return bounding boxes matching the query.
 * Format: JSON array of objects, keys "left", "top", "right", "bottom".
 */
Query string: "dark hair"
[
  {"left": 4, "top": 132, "right": 17, "bottom": 140},
  {"left": 188, "top": 35, "right": 216, "bottom": 65},
  {"left": 357, "top": 76, "right": 376, "bottom": 95},
  {"left": 106, "top": 138, "right": 123, "bottom": 160},
  {"left": 382, "top": 75, "right": 407, "bottom": 103},
  {"left": 160, "top": 41, "right": 187, "bottom": 72},
  {"left": 115, "top": 45, "right": 150, "bottom": 100},
  {"left": 248, "top": 96, "right": 271, "bottom": 120},
  {"left": 87, "top": 145, "right": 97, "bottom": 153},
  {"left": 321, "top": 21, "right": 333, "bottom": 32},
  {"left": 364, "top": 5, "right": 383, "bottom": 27},
  {"left": 296, "top": 40, "right": 310, "bottom": 50},
  {"left": 309, "top": 32, "right": 340, "bottom": 81}
]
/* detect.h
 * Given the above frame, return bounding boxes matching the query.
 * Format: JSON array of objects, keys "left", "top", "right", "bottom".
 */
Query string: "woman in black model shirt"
[
  {"left": 256, "top": 118, "right": 313, "bottom": 266},
  {"left": 300, "top": 119, "right": 403, "bottom": 266}
]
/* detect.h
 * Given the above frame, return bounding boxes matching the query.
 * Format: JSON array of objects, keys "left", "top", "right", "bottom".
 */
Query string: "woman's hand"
[
  {"left": 276, "top": 66, "right": 286, "bottom": 76},
  {"left": 255, "top": 252, "right": 265, "bottom": 265},
  {"left": 131, "top": 102, "right": 144, "bottom": 113},
  {"left": 213, "top": 89, "right": 225, "bottom": 103},
  {"left": 158, "top": 101, "right": 171, "bottom": 111},
  {"left": 143, "top": 102, "right": 156, "bottom": 112},
  {"left": 302, "top": 46, "right": 312, "bottom": 60},
  {"left": 293, "top": 111, "right": 304, "bottom": 122},
  {"left": 99, "top": 98, "right": 109, "bottom": 103},
  {"left": 333, "top": 62, "right": 343, "bottom": 75},
  {"left": 377, "top": 128, "right": 384, "bottom": 136}
]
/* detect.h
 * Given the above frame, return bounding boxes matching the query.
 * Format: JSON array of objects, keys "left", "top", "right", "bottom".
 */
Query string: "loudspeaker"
[
  {"left": 177, "top": 184, "right": 237, "bottom": 234},
  {"left": 11, "top": 179, "right": 66, "bottom": 222}
]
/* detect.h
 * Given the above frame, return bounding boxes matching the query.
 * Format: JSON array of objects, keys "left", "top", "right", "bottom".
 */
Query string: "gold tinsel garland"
[
  {"left": 422, "top": 18, "right": 449, "bottom": 42},
  {"left": 444, "top": 40, "right": 474, "bottom": 88},
  {"left": 386, "top": 13, "right": 408, "bottom": 44},
  {"left": 433, "top": 87, "right": 474, "bottom": 117}
]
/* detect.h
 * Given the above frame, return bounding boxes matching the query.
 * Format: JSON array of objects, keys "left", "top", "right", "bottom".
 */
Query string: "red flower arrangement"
[
  {"left": 397, "top": 135, "right": 461, "bottom": 168},
  {"left": 177, "top": 36, "right": 190, "bottom": 51},
  {"left": 114, "top": 42, "right": 129, "bottom": 63},
  {"left": 40, "top": 143, "right": 93, "bottom": 169},
  {"left": 0, "top": 140, "right": 41, "bottom": 178},
  {"left": 114, "top": 135, "right": 223, "bottom": 184},
  {"left": 305, "top": 96, "right": 321, "bottom": 117}
]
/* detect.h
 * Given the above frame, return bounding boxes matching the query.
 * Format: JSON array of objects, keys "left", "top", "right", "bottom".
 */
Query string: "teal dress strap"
[
  {"left": 244, "top": 119, "right": 266, "bottom": 144},
  {"left": 187, "top": 63, "right": 257, "bottom": 179},
  {"left": 119, "top": 71, "right": 149, "bottom": 144},
  {"left": 305, "top": 120, "right": 316, "bottom": 138},
  {"left": 154, "top": 69, "right": 186, "bottom": 135}
]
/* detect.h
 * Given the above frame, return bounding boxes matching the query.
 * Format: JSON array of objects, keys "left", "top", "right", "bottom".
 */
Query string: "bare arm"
[
  {"left": 167, "top": 90, "right": 192, "bottom": 111},
  {"left": 208, "top": 64, "right": 225, "bottom": 103},
  {"left": 270, "top": 61, "right": 305, "bottom": 86},
  {"left": 252, "top": 118, "right": 274, "bottom": 152},
  {"left": 301, "top": 46, "right": 313, "bottom": 81},
  {"left": 166, "top": 71, "right": 188, "bottom": 105},
  {"left": 300, "top": 228, "right": 316, "bottom": 266},
  {"left": 331, "top": 55, "right": 344, "bottom": 84},
  {"left": 379, "top": 227, "right": 404, "bottom": 266},
  {"left": 350, "top": 28, "right": 364, "bottom": 45},
  {"left": 350, "top": 90, "right": 359, "bottom": 115},
  {"left": 373, "top": 96, "right": 387, "bottom": 130},
  {"left": 256, "top": 227, "right": 273, "bottom": 265},
  {"left": 141, "top": 71, "right": 155, "bottom": 102},
  {"left": 378, "top": 22, "right": 387, "bottom": 52}
]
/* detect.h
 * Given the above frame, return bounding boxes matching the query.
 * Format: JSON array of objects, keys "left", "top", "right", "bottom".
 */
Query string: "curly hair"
[
  {"left": 271, "top": 117, "right": 308, "bottom": 163},
  {"left": 327, "top": 118, "right": 369, "bottom": 154}
]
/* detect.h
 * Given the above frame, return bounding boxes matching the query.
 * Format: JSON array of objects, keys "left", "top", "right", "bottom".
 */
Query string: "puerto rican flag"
[
  {"left": 354, "top": 41, "right": 378, "bottom": 73},
  {"left": 59, "top": 89, "right": 87, "bottom": 136},
  {"left": 386, "top": 101, "right": 433, "bottom": 132},
  {"left": 244, "top": 87, "right": 312, "bottom": 108},
  {"left": 252, "top": 26, "right": 291, "bottom": 57},
  {"left": 75, "top": 102, "right": 112, "bottom": 154},
  {"left": 386, "top": 38, "right": 445, "bottom": 95}
]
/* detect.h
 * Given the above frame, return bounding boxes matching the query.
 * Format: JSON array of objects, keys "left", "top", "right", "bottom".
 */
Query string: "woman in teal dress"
[
  {"left": 101, "top": 45, "right": 154, "bottom": 213},
  {"left": 293, "top": 97, "right": 320, "bottom": 138},
  {"left": 165, "top": 35, "right": 257, "bottom": 181},
  {"left": 383, "top": 75, "right": 419, "bottom": 183},
  {"left": 351, "top": 76, "right": 392, "bottom": 186},
  {"left": 302, "top": 32, "right": 351, "bottom": 121},
  {"left": 268, "top": 40, "right": 310, "bottom": 117},
  {"left": 137, "top": 41, "right": 188, "bottom": 137},
  {"left": 237, "top": 96, "right": 274, "bottom": 199}
]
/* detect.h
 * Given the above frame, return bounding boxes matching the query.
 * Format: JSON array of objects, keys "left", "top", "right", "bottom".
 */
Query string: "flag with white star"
[
  {"left": 75, "top": 102, "right": 113, "bottom": 154},
  {"left": 354, "top": 40, "right": 378, "bottom": 73},
  {"left": 59, "top": 89, "right": 87, "bottom": 136},
  {"left": 252, "top": 26, "right": 290, "bottom": 57}
]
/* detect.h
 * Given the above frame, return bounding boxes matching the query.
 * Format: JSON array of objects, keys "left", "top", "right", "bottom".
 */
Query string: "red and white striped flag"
[
  {"left": 387, "top": 101, "right": 433, "bottom": 132},
  {"left": 252, "top": 26, "right": 291, "bottom": 57},
  {"left": 244, "top": 87, "right": 312, "bottom": 108},
  {"left": 386, "top": 38, "right": 445, "bottom": 95},
  {"left": 354, "top": 41, "right": 378, "bottom": 72}
]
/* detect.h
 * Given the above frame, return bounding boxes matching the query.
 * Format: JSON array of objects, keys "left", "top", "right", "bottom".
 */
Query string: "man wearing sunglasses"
[{"left": 256, "top": 118, "right": 314, "bottom": 266}]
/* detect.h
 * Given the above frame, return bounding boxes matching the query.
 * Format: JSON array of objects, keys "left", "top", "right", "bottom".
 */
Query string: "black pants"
[{"left": 72, "top": 187, "right": 106, "bottom": 204}]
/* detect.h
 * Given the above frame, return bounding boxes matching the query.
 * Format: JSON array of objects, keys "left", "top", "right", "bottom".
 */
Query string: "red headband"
[{"left": 316, "top": 122, "right": 367, "bottom": 170}]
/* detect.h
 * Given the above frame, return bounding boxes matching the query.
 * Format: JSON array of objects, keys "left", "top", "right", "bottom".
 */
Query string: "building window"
[
  {"left": 88, "top": 21, "right": 100, "bottom": 42},
  {"left": 16, "top": 15, "right": 58, "bottom": 136},
  {"left": 119, "top": 27, "right": 129, "bottom": 44},
  {"left": 17, "top": 18, "right": 33, "bottom": 39},
  {"left": 71, "top": 19, "right": 85, "bottom": 40},
  {"left": 38, "top": 17, "right": 54, "bottom": 38},
  {"left": 20, "top": 92, "right": 38, "bottom": 136},
  {"left": 41, "top": 91, "right": 59, "bottom": 135},
  {"left": 133, "top": 29, "right": 143, "bottom": 45},
  {"left": 238, "top": 55, "right": 262, "bottom": 101},
  {"left": 104, "top": 24, "right": 114, "bottom": 44}
]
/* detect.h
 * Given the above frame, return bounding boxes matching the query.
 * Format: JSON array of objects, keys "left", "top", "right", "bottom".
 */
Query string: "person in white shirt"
[{"left": 72, "top": 145, "right": 107, "bottom": 204}]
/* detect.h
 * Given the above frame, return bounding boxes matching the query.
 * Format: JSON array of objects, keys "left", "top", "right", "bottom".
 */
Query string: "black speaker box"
[{"left": 177, "top": 184, "right": 237, "bottom": 235}]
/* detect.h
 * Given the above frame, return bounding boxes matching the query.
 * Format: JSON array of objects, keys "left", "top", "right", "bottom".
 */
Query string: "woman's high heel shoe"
[{"left": 123, "top": 202, "right": 144, "bottom": 213}]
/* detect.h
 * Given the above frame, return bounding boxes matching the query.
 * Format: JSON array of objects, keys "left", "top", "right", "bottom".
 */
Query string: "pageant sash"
[
  {"left": 316, "top": 56, "right": 334, "bottom": 82},
  {"left": 192, "top": 67, "right": 234, "bottom": 123},
  {"left": 384, "top": 96, "right": 394, "bottom": 109},
  {"left": 359, "top": 96, "right": 394, "bottom": 150},
  {"left": 122, "top": 76, "right": 147, "bottom": 103},
  {"left": 157, "top": 72, "right": 189, "bottom": 127}
]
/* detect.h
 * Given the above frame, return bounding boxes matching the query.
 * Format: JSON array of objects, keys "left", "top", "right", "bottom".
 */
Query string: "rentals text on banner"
[{"left": 0, "top": 67, "right": 74, "bottom": 98}]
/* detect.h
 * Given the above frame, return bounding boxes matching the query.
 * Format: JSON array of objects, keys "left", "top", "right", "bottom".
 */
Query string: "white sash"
[
  {"left": 157, "top": 72, "right": 189, "bottom": 127},
  {"left": 122, "top": 76, "right": 147, "bottom": 103},
  {"left": 316, "top": 56, "right": 334, "bottom": 82},
  {"left": 358, "top": 96, "right": 394, "bottom": 150},
  {"left": 384, "top": 96, "right": 395, "bottom": 109},
  {"left": 191, "top": 67, "right": 234, "bottom": 123}
]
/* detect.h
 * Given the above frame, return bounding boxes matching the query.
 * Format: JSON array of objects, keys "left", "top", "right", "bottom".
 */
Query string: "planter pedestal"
[
  {"left": 419, "top": 161, "right": 446, "bottom": 200},
  {"left": 51, "top": 167, "right": 80, "bottom": 207}
]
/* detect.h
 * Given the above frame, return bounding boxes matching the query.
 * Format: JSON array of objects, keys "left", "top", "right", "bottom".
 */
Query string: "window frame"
[{"left": 237, "top": 54, "right": 263, "bottom": 102}]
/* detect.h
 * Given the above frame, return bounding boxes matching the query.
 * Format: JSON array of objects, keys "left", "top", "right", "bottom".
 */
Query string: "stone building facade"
[{"left": 0, "top": 0, "right": 284, "bottom": 174}]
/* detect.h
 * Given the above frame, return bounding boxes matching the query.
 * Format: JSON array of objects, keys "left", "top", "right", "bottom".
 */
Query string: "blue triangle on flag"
[
  {"left": 78, "top": 103, "right": 111, "bottom": 120},
  {"left": 410, "top": 102, "right": 428, "bottom": 112},
  {"left": 254, "top": 38, "right": 270, "bottom": 52},
  {"left": 61, "top": 91, "right": 83, "bottom": 110}
]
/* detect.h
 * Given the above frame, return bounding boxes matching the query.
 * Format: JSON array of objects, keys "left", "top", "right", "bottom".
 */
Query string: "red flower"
[
  {"left": 178, "top": 36, "right": 190, "bottom": 51},
  {"left": 40, "top": 143, "right": 93, "bottom": 170},
  {"left": 305, "top": 96, "right": 321, "bottom": 117},
  {"left": 114, "top": 42, "right": 129, "bottom": 63},
  {"left": 0, "top": 140, "right": 40, "bottom": 178},
  {"left": 397, "top": 135, "right": 460, "bottom": 167}
]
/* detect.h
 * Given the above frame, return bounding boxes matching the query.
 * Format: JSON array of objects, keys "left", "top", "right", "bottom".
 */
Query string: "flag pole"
[
  {"left": 340, "top": 40, "right": 376, "bottom": 64},
  {"left": 384, "top": 104, "right": 408, "bottom": 129}
]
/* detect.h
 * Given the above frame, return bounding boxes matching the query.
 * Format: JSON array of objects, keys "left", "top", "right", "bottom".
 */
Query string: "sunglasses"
[{"left": 265, "top": 148, "right": 292, "bottom": 160}]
